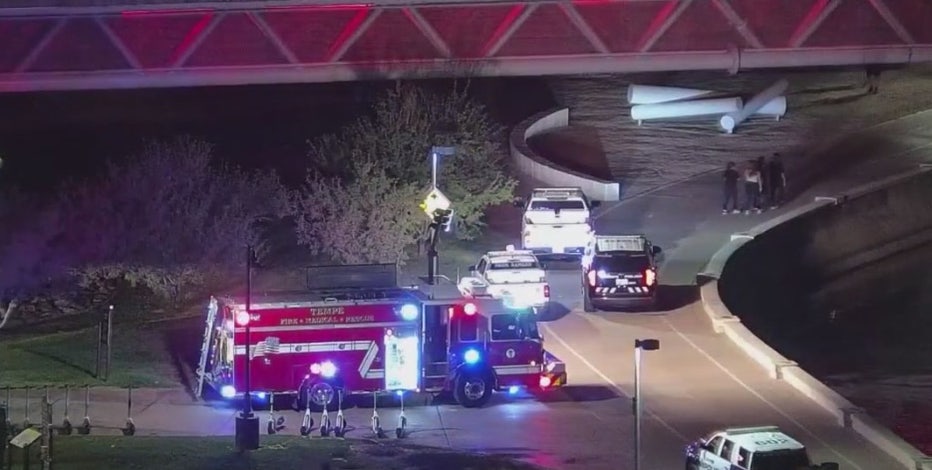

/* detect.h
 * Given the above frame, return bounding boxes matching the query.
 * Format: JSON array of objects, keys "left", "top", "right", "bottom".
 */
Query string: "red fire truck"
[{"left": 194, "top": 264, "right": 567, "bottom": 436}]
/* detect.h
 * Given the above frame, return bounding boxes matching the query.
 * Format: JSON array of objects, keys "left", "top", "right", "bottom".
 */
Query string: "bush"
[
  {"left": 288, "top": 163, "right": 423, "bottom": 265},
  {"left": 284, "top": 83, "right": 516, "bottom": 266},
  {"left": 306, "top": 83, "right": 516, "bottom": 241},
  {"left": 0, "top": 136, "right": 286, "bottom": 326}
]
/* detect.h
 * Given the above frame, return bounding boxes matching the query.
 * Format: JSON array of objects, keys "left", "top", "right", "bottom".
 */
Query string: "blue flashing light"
[
  {"left": 396, "top": 390, "right": 405, "bottom": 397},
  {"left": 400, "top": 303, "right": 419, "bottom": 321},
  {"left": 220, "top": 385, "right": 236, "bottom": 399},
  {"left": 256, "top": 392, "right": 267, "bottom": 400},
  {"left": 463, "top": 349, "right": 480, "bottom": 365},
  {"left": 508, "top": 386, "right": 520, "bottom": 395},
  {"left": 320, "top": 361, "right": 337, "bottom": 378}
]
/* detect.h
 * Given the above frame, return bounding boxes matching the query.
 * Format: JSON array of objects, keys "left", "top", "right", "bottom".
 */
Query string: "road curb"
[{"left": 698, "top": 165, "right": 932, "bottom": 470}]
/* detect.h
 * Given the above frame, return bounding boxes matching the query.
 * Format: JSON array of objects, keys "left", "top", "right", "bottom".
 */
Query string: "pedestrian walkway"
[{"left": 537, "top": 108, "right": 932, "bottom": 469}]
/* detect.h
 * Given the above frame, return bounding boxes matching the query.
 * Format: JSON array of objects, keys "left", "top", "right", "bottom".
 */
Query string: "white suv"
[
  {"left": 515, "top": 187, "right": 599, "bottom": 259},
  {"left": 685, "top": 426, "right": 839, "bottom": 470}
]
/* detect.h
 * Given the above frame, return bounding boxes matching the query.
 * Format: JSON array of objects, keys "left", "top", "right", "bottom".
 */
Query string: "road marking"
[
  {"left": 661, "top": 316, "right": 863, "bottom": 470},
  {"left": 539, "top": 319, "right": 688, "bottom": 442}
]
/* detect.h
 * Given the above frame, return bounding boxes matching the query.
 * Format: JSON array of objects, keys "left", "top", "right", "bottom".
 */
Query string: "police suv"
[
  {"left": 685, "top": 426, "right": 839, "bottom": 470},
  {"left": 516, "top": 187, "right": 599, "bottom": 259},
  {"left": 581, "top": 234, "right": 661, "bottom": 312}
]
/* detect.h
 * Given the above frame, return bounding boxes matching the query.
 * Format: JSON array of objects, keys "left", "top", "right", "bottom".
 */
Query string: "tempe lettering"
[{"left": 279, "top": 306, "right": 375, "bottom": 326}]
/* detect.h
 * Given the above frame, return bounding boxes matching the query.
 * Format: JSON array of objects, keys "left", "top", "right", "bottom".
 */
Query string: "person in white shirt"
[{"left": 742, "top": 160, "right": 762, "bottom": 214}]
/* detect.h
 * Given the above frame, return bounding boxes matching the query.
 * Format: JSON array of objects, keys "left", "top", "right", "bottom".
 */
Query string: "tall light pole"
[
  {"left": 634, "top": 338, "right": 660, "bottom": 470},
  {"left": 424, "top": 146, "right": 455, "bottom": 285},
  {"left": 235, "top": 246, "right": 259, "bottom": 451},
  {"left": 430, "top": 146, "right": 455, "bottom": 189}
]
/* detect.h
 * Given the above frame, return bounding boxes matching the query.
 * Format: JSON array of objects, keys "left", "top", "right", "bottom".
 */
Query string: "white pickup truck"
[
  {"left": 685, "top": 426, "right": 839, "bottom": 470},
  {"left": 516, "top": 187, "right": 598, "bottom": 259},
  {"left": 458, "top": 247, "right": 550, "bottom": 310}
]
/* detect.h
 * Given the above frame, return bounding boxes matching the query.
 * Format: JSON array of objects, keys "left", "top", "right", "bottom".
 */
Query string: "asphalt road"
[{"left": 6, "top": 110, "right": 932, "bottom": 469}]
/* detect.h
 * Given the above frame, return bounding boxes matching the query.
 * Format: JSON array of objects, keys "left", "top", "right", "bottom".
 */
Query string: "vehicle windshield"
[
  {"left": 528, "top": 200, "right": 586, "bottom": 211},
  {"left": 751, "top": 449, "right": 810, "bottom": 470},
  {"left": 593, "top": 254, "right": 650, "bottom": 272},
  {"left": 490, "top": 260, "right": 539, "bottom": 270},
  {"left": 491, "top": 313, "right": 540, "bottom": 341}
]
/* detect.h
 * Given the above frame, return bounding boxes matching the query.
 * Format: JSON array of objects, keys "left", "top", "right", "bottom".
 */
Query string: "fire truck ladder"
[{"left": 194, "top": 297, "right": 219, "bottom": 399}]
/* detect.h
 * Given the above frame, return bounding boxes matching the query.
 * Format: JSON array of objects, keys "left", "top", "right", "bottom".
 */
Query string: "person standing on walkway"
[
  {"left": 768, "top": 152, "right": 787, "bottom": 208},
  {"left": 742, "top": 160, "right": 762, "bottom": 214},
  {"left": 722, "top": 161, "right": 740, "bottom": 214},
  {"left": 757, "top": 155, "right": 769, "bottom": 209}
]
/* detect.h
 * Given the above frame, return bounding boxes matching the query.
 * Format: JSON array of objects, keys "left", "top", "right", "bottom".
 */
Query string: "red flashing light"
[
  {"left": 645, "top": 268, "right": 656, "bottom": 287},
  {"left": 539, "top": 375, "right": 552, "bottom": 388},
  {"left": 309, "top": 363, "right": 322, "bottom": 375},
  {"left": 463, "top": 302, "right": 478, "bottom": 316},
  {"left": 587, "top": 270, "right": 597, "bottom": 287},
  {"left": 543, "top": 285, "right": 550, "bottom": 298},
  {"left": 235, "top": 310, "right": 250, "bottom": 327}
]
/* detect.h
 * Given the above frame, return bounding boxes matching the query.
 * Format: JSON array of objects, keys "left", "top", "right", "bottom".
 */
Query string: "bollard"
[
  {"left": 121, "top": 387, "right": 135, "bottom": 436},
  {"left": 77, "top": 386, "right": 90, "bottom": 436},
  {"left": 59, "top": 388, "right": 71, "bottom": 436},
  {"left": 40, "top": 396, "right": 50, "bottom": 470}
]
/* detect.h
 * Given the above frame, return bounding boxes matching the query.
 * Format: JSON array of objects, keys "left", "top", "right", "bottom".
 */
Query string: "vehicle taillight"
[
  {"left": 644, "top": 268, "right": 656, "bottom": 287},
  {"left": 543, "top": 285, "right": 550, "bottom": 298},
  {"left": 587, "top": 270, "right": 597, "bottom": 287},
  {"left": 463, "top": 302, "right": 477, "bottom": 316},
  {"left": 539, "top": 375, "right": 552, "bottom": 388}
]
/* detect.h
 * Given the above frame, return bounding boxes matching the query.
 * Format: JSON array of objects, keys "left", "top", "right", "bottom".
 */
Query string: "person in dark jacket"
[
  {"left": 722, "top": 162, "right": 740, "bottom": 214},
  {"left": 768, "top": 152, "right": 787, "bottom": 208}
]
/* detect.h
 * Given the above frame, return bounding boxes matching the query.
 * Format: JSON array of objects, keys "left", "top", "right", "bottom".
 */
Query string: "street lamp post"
[
  {"left": 425, "top": 146, "right": 455, "bottom": 285},
  {"left": 430, "top": 146, "right": 455, "bottom": 189},
  {"left": 633, "top": 338, "right": 660, "bottom": 470},
  {"left": 235, "top": 246, "right": 259, "bottom": 451}
]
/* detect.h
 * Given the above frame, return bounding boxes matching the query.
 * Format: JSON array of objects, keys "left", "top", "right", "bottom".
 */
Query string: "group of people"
[{"left": 722, "top": 153, "right": 787, "bottom": 214}]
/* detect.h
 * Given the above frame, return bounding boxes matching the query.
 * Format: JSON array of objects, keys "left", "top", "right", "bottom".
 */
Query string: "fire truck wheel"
[{"left": 454, "top": 371, "right": 493, "bottom": 408}]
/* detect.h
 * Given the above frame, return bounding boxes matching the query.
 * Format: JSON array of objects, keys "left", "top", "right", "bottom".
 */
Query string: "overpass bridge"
[{"left": 1, "top": 0, "right": 932, "bottom": 92}]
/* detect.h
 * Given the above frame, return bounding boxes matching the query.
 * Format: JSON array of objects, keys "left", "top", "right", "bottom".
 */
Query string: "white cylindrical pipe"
[
  {"left": 720, "top": 79, "right": 789, "bottom": 133},
  {"left": 626, "top": 84, "right": 714, "bottom": 104},
  {"left": 630, "top": 97, "right": 743, "bottom": 121},
  {"left": 756, "top": 96, "right": 787, "bottom": 116}
]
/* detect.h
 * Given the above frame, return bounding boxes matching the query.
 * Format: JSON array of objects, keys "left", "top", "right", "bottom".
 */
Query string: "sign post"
[{"left": 633, "top": 338, "right": 660, "bottom": 470}]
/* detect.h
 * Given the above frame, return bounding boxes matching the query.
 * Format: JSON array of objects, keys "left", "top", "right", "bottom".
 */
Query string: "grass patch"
[
  {"left": 0, "top": 317, "right": 199, "bottom": 388},
  {"left": 4, "top": 436, "right": 541, "bottom": 470}
]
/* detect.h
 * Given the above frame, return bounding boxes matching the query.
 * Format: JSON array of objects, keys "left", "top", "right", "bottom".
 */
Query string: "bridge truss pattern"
[{"left": 1, "top": 0, "right": 931, "bottom": 91}]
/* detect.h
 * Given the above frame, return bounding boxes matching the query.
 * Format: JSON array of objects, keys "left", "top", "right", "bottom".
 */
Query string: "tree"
[
  {"left": 0, "top": 136, "right": 286, "bottom": 328},
  {"left": 307, "top": 83, "right": 516, "bottom": 241},
  {"left": 287, "top": 163, "right": 423, "bottom": 264}
]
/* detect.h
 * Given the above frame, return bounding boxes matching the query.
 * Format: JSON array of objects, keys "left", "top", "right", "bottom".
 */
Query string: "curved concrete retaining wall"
[
  {"left": 699, "top": 166, "right": 932, "bottom": 470},
  {"left": 509, "top": 108, "right": 621, "bottom": 201}
]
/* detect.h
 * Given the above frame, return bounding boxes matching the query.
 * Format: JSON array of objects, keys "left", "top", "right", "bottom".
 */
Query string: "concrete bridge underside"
[{"left": 1, "top": 0, "right": 932, "bottom": 92}]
